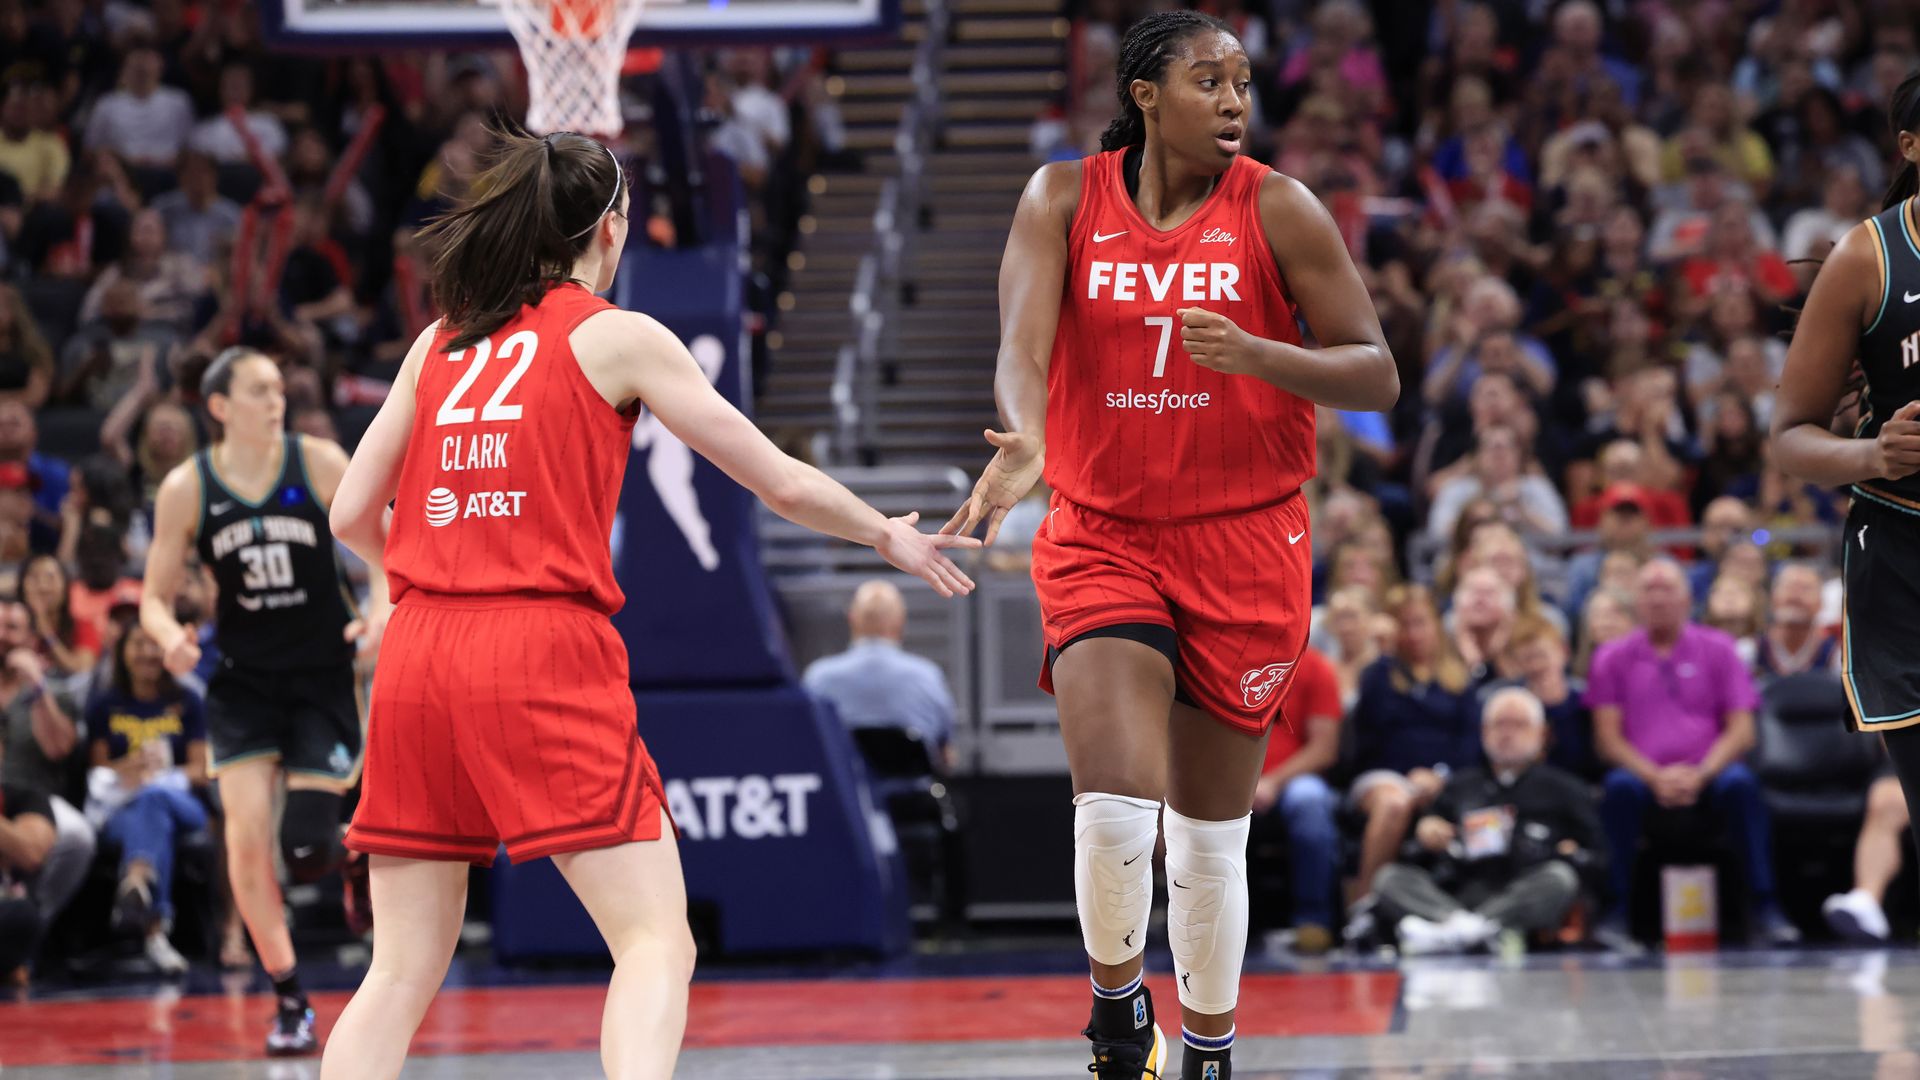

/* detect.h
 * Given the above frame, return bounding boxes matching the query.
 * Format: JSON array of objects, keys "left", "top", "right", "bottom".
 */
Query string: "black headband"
[{"left": 545, "top": 132, "right": 624, "bottom": 241}]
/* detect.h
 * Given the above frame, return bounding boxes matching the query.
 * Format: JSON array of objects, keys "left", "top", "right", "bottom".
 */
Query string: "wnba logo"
[{"left": 424, "top": 487, "right": 460, "bottom": 528}]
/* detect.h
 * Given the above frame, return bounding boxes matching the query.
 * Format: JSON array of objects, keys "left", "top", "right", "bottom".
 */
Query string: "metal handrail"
[{"left": 826, "top": 0, "right": 945, "bottom": 465}]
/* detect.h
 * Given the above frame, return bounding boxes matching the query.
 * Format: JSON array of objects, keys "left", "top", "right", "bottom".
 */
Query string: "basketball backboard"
[{"left": 259, "top": 0, "right": 900, "bottom": 49}]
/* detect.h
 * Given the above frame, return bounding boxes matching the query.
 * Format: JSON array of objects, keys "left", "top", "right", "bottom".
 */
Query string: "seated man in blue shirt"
[{"left": 803, "top": 580, "right": 958, "bottom": 772}]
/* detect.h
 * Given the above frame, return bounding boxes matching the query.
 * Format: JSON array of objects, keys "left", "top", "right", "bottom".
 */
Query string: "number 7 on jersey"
[{"left": 1144, "top": 316, "right": 1173, "bottom": 378}]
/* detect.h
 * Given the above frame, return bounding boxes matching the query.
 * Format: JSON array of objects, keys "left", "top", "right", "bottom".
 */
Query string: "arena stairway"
[
  {"left": 753, "top": 3, "right": 930, "bottom": 442},
  {"left": 869, "top": 0, "right": 1067, "bottom": 466}
]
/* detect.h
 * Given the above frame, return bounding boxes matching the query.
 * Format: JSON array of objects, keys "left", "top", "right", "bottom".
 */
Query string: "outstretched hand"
[
  {"left": 877, "top": 512, "right": 980, "bottom": 599},
  {"left": 941, "top": 429, "right": 1043, "bottom": 544}
]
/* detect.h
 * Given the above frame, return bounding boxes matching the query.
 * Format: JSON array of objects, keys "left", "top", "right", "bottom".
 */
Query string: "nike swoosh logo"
[
  {"left": 1093, "top": 230, "right": 1128, "bottom": 243},
  {"left": 210, "top": 501, "right": 234, "bottom": 515},
  {"left": 236, "top": 595, "right": 263, "bottom": 612},
  {"left": 1122, "top": 852, "right": 1143, "bottom": 866},
  {"left": 1906, "top": 291, "right": 1920, "bottom": 303},
  {"left": 292, "top": 846, "right": 314, "bottom": 858},
  {"left": 1288, "top": 530, "right": 1306, "bottom": 544},
  {"left": 1173, "top": 879, "right": 1189, "bottom": 889}
]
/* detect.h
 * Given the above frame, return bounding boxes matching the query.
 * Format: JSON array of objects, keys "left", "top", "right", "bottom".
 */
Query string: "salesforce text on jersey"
[{"left": 1106, "top": 389, "right": 1214, "bottom": 413}]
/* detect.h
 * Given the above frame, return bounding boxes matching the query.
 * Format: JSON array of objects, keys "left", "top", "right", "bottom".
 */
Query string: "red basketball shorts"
[
  {"left": 1031, "top": 492, "right": 1312, "bottom": 736},
  {"left": 346, "top": 592, "right": 669, "bottom": 865}
]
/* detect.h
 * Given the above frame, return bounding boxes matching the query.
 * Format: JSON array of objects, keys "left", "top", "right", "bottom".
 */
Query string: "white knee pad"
[
  {"left": 1073, "top": 792, "right": 1160, "bottom": 966},
  {"left": 1163, "top": 807, "right": 1250, "bottom": 1016}
]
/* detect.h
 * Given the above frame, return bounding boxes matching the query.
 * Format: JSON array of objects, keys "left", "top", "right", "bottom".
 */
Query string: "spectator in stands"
[
  {"left": 1690, "top": 496, "right": 1756, "bottom": 599},
  {"left": 1775, "top": 86, "right": 1883, "bottom": 210},
  {"left": 1694, "top": 391, "right": 1765, "bottom": 511},
  {"left": 1574, "top": 590, "right": 1632, "bottom": 691},
  {"left": 1647, "top": 157, "right": 1776, "bottom": 265},
  {"left": 187, "top": 62, "right": 287, "bottom": 167},
  {"left": 803, "top": 579, "right": 957, "bottom": 770},
  {"left": 79, "top": 210, "right": 206, "bottom": 333},
  {"left": 0, "top": 597, "right": 91, "bottom": 954},
  {"left": 1449, "top": 565, "right": 1518, "bottom": 684},
  {"left": 1543, "top": 0, "right": 1642, "bottom": 108},
  {"left": 17, "top": 155, "right": 131, "bottom": 279},
  {"left": 68, "top": 523, "right": 137, "bottom": 648},
  {"left": 20, "top": 551, "right": 94, "bottom": 678},
  {"left": 1824, "top": 774, "right": 1908, "bottom": 944},
  {"left": 150, "top": 152, "right": 240, "bottom": 268},
  {"left": 720, "top": 49, "right": 790, "bottom": 158},
  {"left": 0, "top": 460, "right": 54, "bottom": 579},
  {"left": 1572, "top": 440, "right": 1690, "bottom": 531},
  {"left": 80, "top": 46, "right": 192, "bottom": 184},
  {"left": 1426, "top": 424, "right": 1568, "bottom": 543},
  {"left": 1754, "top": 563, "right": 1837, "bottom": 678},
  {"left": 129, "top": 400, "right": 194, "bottom": 501},
  {"left": 1661, "top": 83, "right": 1773, "bottom": 189},
  {"left": 84, "top": 622, "right": 207, "bottom": 974},
  {"left": 1250, "top": 645, "right": 1343, "bottom": 955},
  {"left": 1423, "top": 278, "right": 1556, "bottom": 408},
  {"left": 703, "top": 71, "right": 770, "bottom": 190},
  {"left": 1346, "top": 584, "right": 1480, "bottom": 929},
  {"left": 0, "top": 285, "right": 52, "bottom": 409},
  {"left": 0, "top": 80, "right": 63, "bottom": 204},
  {"left": 0, "top": 774, "right": 54, "bottom": 982},
  {"left": 1702, "top": 574, "right": 1765, "bottom": 667},
  {"left": 1564, "top": 483, "right": 1659, "bottom": 620},
  {"left": 1456, "top": 520, "right": 1570, "bottom": 638},
  {"left": 1501, "top": 615, "right": 1598, "bottom": 781},
  {"left": 1783, "top": 160, "right": 1869, "bottom": 265},
  {"left": 60, "top": 280, "right": 167, "bottom": 411},
  {"left": 1588, "top": 558, "right": 1798, "bottom": 947},
  {"left": 1376, "top": 687, "right": 1603, "bottom": 955},
  {"left": 1676, "top": 206, "right": 1796, "bottom": 309},
  {"left": 1685, "top": 289, "right": 1787, "bottom": 409},
  {"left": 1321, "top": 585, "right": 1380, "bottom": 709},
  {"left": 285, "top": 128, "right": 373, "bottom": 241}
]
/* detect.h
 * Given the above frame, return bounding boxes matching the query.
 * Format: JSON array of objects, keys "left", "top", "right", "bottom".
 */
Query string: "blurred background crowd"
[{"left": 0, "top": 0, "right": 1917, "bottom": 984}]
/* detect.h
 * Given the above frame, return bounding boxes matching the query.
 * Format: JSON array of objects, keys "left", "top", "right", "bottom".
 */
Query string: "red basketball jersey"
[
  {"left": 386, "top": 283, "right": 637, "bottom": 614},
  {"left": 1045, "top": 150, "right": 1315, "bottom": 521}
]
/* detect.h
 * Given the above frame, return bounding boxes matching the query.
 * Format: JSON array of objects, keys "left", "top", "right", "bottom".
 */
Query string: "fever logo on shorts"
[
  {"left": 1240, "top": 661, "right": 1295, "bottom": 710},
  {"left": 424, "top": 487, "right": 460, "bottom": 528}
]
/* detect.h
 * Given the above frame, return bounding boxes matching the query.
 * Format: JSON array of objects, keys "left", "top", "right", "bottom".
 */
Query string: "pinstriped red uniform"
[
  {"left": 347, "top": 283, "right": 668, "bottom": 865},
  {"left": 1033, "top": 150, "right": 1316, "bottom": 734}
]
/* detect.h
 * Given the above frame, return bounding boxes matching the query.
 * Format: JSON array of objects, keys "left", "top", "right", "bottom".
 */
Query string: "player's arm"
[
  {"left": 330, "top": 322, "right": 435, "bottom": 564},
  {"left": 1773, "top": 222, "right": 1920, "bottom": 485},
  {"left": 572, "top": 311, "right": 979, "bottom": 598},
  {"left": 140, "top": 462, "right": 202, "bottom": 677},
  {"left": 942, "top": 161, "right": 1077, "bottom": 541},
  {"left": 1179, "top": 172, "right": 1399, "bottom": 413},
  {"left": 304, "top": 433, "right": 392, "bottom": 654}
]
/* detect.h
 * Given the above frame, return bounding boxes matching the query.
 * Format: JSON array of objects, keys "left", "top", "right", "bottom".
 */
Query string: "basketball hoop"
[{"left": 497, "top": 0, "right": 650, "bottom": 138}]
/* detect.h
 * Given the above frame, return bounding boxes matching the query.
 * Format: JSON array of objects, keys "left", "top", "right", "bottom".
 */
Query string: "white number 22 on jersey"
[{"left": 435, "top": 330, "right": 539, "bottom": 426}]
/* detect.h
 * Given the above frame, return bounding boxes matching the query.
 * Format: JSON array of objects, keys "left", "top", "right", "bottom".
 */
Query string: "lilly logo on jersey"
[
  {"left": 1199, "top": 227, "right": 1236, "bottom": 246},
  {"left": 1240, "top": 661, "right": 1296, "bottom": 710},
  {"left": 424, "top": 486, "right": 528, "bottom": 527}
]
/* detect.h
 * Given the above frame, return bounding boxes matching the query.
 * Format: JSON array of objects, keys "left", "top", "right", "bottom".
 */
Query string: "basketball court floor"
[{"left": 4, "top": 945, "right": 1919, "bottom": 1078}]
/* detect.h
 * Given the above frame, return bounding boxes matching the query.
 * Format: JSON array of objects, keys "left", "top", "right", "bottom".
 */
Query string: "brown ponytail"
[{"left": 417, "top": 124, "right": 626, "bottom": 352}]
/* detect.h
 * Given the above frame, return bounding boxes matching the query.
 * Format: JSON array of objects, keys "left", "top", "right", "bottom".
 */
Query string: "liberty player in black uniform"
[
  {"left": 1775, "top": 70, "right": 1920, "bottom": 922},
  {"left": 139, "top": 348, "right": 391, "bottom": 1055}
]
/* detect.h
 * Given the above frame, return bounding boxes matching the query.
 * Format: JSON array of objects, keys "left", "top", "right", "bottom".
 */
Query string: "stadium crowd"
[
  {"left": 1012, "top": 0, "right": 1920, "bottom": 957},
  {"left": 0, "top": 0, "right": 844, "bottom": 984}
]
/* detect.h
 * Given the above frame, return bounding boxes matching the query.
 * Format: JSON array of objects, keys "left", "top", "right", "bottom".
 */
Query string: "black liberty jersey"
[
  {"left": 193, "top": 435, "right": 355, "bottom": 671},
  {"left": 1855, "top": 198, "right": 1920, "bottom": 512}
]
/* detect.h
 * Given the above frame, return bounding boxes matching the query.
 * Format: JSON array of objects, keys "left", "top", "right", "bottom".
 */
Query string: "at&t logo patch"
[
  {"left": 425, "top": 487, "right": 528, "bottom": 527},
  {"left": 425, "top": 487, "right": 459, "bottom": 527},
  {"left": 1240, "top": 661, "right": 1295, "bottom": 710}
]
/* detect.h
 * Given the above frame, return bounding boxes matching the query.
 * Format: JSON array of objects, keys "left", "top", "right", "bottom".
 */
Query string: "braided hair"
[
  {"left": 1099, "top": 10, "right": 1238, "bottom": 153},
  {"left": 1823, "top": 69, "right": 1920, "bottom": 430},
  {"left": 1885, "top": 70, "right": 1920, "bottom": 210}
]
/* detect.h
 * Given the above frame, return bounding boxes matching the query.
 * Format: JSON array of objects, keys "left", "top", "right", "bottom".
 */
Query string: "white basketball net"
[{"left": 497, "top": 0, "right": 650, "bottom": 138}]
